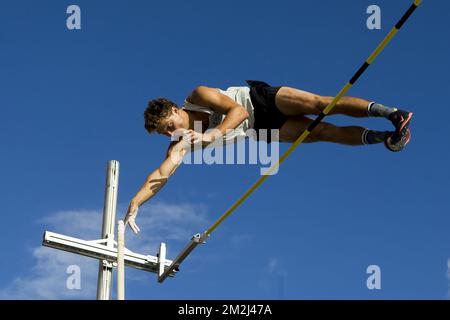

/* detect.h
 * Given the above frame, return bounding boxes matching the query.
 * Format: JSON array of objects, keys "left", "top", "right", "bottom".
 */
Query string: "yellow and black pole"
[
  {"left": 158, "top": 0, "right": 423, "bottom": 283},
  {"left": 205, "top": 0, "right": 422, "bottom": 237}
]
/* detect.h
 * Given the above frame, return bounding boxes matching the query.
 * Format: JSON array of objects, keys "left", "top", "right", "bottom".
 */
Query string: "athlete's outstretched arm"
[{"left": 124, "top": 139, "right": 189, "bottom": 234}]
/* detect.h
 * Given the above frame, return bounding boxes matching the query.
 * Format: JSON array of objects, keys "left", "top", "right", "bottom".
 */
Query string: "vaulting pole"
[{"left": 205, "top": 0, "right": 423, "bottom": 237}]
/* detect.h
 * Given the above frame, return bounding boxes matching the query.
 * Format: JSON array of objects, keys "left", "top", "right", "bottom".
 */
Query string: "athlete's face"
[{"left": 157, "top": 107, "right": 187, "bottom": 137}]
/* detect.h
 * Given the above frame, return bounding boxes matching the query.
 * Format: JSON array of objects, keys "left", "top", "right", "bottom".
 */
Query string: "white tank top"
[{"left": 181, "top": 86, "right": 255, "bottom": 144}]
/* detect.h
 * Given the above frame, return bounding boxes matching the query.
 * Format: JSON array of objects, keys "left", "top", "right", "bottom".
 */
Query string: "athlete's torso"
[{"left": 182, "top": 86, "right": 255, "bottom": 143}]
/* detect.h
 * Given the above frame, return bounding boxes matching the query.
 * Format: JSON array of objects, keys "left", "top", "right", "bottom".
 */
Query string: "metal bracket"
[{"left": 158, "top": 232, "right": 207, "bottom": 283}]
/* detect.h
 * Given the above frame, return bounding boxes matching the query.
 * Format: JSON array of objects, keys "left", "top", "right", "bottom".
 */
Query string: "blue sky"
[{"left": 0, "top": 0, "right": 449, "bottom": 299}]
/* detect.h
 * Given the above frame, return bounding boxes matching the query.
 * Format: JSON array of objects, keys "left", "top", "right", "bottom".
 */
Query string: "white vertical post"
[
  {"left": 96, "top": 160, "right": 120, "bottom": 300},
  {"left": 117, "top": 220, "right": 125, "bottom": 300},
  {"left": 158, "top": 243, "right": 166, "bottom": 279}
]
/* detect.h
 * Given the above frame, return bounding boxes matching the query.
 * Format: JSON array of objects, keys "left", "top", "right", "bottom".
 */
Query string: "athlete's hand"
[
  {"left": 124, "top": 202, "right": 140, "bottom": 234},
  {"left": 182, "top": 129, "right": 214, "bottom": 144}
]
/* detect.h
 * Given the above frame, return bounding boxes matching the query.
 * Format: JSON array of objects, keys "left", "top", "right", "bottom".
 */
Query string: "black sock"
[
  {"left": 362, "top": 129, "right": 391, "bottom": 145},
  {"left": 367, "top": 102, "right": 398, "bottom": 119}
]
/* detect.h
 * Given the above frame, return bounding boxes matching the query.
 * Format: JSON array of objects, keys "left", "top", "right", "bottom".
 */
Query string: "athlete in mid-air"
[{"left": 123, "top": 80, "right": 412, "bottom": 233}]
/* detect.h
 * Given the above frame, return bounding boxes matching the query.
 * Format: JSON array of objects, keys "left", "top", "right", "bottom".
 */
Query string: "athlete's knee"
[
  {"left": 307, "top": 95, "right": 333, "bottom": 114},
  {"left": 310, "top": 122, "right": 337, "bottom": 142},
  {"left": 304, "top": 94, "right": 322, "bottom": 110},
  {"left": 316, "top": 95, "right": 332, "bottom": 109}
]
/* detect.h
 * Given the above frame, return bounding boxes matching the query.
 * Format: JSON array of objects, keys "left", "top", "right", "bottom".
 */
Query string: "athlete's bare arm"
[{"left": 124, "top": 139, "right": 189, "bottom": 233}]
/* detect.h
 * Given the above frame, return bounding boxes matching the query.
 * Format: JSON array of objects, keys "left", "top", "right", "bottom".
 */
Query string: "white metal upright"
[{"left": 96, "top": 160, "right": 120, "bottom": 300}]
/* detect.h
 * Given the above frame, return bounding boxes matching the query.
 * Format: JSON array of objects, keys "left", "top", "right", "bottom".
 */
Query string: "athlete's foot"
[
  {"left": 389, "top": 109, "right": 413, "bottom": 138},
  {"left": 384, "top": 129, "right": 411, "bottom": 152}
]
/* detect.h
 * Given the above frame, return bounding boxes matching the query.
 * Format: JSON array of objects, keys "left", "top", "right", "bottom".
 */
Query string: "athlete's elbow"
[{"left": 238, "top": 106, "right": 249, "bottom": 121}]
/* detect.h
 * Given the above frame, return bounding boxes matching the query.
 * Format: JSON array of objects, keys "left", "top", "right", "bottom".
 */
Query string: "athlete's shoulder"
[{"left": 186, "top": 85, "right": 223, "bottom": 106}]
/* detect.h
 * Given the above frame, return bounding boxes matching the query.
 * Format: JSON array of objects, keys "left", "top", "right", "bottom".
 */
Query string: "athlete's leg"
[
  {"left": 275, "top": 87, "right": 371, "bottom": 117},
  {"left": 278, "top": 115, "right": 391, "bottom": 146},
  {"left": 274, "top": 86, "right": 412, "bottom": 151}
]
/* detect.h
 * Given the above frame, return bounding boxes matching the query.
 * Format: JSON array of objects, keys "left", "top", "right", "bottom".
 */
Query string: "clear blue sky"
[{"left": 0, "top": 0, "right": 449, "bottom": 300}]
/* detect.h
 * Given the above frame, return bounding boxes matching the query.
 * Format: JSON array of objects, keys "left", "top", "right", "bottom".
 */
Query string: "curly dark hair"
[{"left": 144, "top": 98, "right": 178, "bottom": 134}]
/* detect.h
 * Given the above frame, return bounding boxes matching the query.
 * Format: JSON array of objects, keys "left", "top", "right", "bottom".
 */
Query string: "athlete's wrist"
[{"left": 202, "top": 133, "right": 215, "bottom": 143}]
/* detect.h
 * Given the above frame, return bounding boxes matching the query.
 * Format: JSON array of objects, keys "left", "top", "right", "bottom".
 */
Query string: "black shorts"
[{"left": 246, "top": 80, "right": 288, "bottom": 131}]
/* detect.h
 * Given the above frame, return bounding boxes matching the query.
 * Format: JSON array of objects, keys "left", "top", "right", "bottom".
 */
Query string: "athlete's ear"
[{"left": 172, "top": 106, "right": 179, "bottom": 114}]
